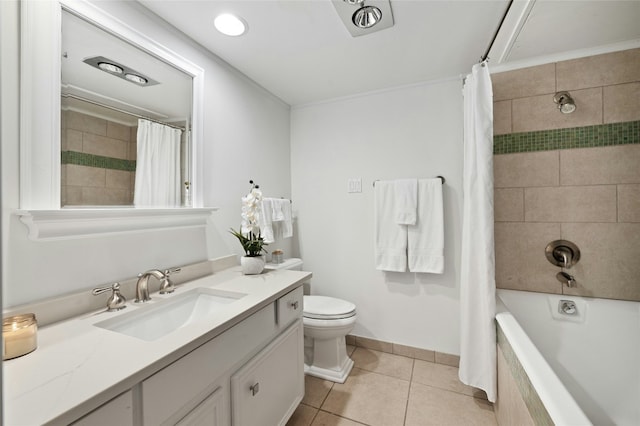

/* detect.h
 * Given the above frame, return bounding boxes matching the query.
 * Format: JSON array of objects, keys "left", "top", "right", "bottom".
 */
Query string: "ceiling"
[
  {"left": 64, "top": 0, "right": 640, "bottom": 115},
  {"left": 138, "top": 0, "right": 640, "bottom": 106},
  {"left": 140, "top": 0, "right": 510, "bottom": 105}
]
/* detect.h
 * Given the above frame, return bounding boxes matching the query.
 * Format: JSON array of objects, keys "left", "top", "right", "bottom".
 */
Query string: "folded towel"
[
  {"left": 259, "top": 198, "right": 275, "bottom": 243},
  {"left": 374, "top": 181, "right": 408, "bottom": 272},
  {"left": 394, "top": 179, "right": 418, "bottom": 225},
  {"left": 408, "top": 178, "right": 444, "bottom": 273}
]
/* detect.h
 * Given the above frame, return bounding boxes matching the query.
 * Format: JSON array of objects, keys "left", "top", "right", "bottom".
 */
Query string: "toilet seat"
[{"left": 303, "top": 295, "right": 356, "bottom": 320}]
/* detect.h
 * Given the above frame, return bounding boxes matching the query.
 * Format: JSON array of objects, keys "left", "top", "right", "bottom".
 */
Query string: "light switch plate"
[{"left": 347, "top": 178, "right": 362, "bottom": 193}]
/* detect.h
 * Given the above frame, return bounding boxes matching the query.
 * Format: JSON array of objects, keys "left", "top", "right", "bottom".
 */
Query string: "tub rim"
[{"left": 496, "top": 289, "right": 592, "bottom": 426}]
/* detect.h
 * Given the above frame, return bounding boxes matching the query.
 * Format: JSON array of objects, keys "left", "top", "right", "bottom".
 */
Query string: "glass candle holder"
[
  {"left": 3, "top": 314, "right": 38, "bottom": 360},
  {"left": 272, "top": 249, "right": 284, "bottom": 264}
]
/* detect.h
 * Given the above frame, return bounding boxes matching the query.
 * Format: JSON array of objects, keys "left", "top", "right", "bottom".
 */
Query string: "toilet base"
[{"left": 304, "top": 356, "right": 354, "bottom": 384}]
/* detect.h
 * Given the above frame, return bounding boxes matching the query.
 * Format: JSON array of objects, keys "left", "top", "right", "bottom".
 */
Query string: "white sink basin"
[{"left": 94, "top": 287, "right": 246, "bottom": 341}]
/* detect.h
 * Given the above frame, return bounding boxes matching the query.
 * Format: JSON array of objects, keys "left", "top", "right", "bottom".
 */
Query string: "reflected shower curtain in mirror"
[
  {"left": 459, "top": 62, "right": 496, "bottom": 402},
  {"left": 134, "top": 119, "right": 182, "bottom": 207}
]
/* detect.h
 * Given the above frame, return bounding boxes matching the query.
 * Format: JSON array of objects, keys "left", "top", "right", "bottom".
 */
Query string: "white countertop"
[{"left": 4, "top": 265, "right": 311, "bottom": 425}]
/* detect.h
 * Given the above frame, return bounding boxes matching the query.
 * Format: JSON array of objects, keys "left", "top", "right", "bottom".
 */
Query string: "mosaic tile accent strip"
[
  {"left": 62, "top": 151, "right": 136, "bottom": 172},
  {"left": 494, "top": 120, "right": 640, "bottom": 155},
  {"left": 497, "top": 324, "right": 554, "bottom": 426}
]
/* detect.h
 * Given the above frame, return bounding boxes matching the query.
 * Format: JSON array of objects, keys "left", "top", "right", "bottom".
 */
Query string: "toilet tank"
[{"left": 264, "top": 258, "right": 303, "bottom": 271}]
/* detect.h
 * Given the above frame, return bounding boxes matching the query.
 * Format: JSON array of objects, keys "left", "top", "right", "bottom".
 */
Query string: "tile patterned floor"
[{"left": 287, "top": 346, "right": 497, "bottom": 426}]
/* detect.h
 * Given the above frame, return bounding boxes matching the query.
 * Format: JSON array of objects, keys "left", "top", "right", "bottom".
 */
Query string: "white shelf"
[{"left": 16, "top": 207, "right": 218, "bottom": 240}]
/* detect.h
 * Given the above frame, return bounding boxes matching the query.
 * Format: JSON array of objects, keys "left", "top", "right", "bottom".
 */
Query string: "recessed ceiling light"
[
  {"left": 214, "top": 13, "right": 247, "bottom": 36},
  {"left": 352, "top": 5, "right": 382, "bottom": 29},
  {"left": 125, "top": 73, "right": 148, "bottom": 85},
  {"left": 84, "top": 56, "right": 159, "bottom": 87},
  {"left": 98, "top": 62, "right": 123, "bottom": 74}
]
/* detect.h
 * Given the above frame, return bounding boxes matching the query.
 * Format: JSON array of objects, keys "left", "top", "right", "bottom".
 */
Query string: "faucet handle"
[
  {"left": 93, "top": 283, "right": 127, "bottom": 312},
  {"left": 159, "top": 268, "right": 181, "bottom": 294},
  {"left": 164, "top": 267, "right": 181, "bottom": 276}
]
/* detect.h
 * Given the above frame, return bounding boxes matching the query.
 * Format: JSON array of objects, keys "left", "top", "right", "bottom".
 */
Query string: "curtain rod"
[
  {"left": 61, "top": 93, "right": 186, "bottom": 131},
  {"left": 480, "top": 0, "right": 513, "bottom": 62}
]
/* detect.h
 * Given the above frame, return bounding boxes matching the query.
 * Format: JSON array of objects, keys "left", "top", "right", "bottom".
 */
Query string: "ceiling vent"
[{"left": 331, "top": 0, "right": 394, "bottom": 37}]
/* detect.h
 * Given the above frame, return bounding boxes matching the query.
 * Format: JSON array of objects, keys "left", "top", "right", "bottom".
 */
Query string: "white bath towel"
[
  {"left": 374, "top": 180, "right": 408, "bottom": 272},
  {"left": 259, "top": 198, "right": 276, "bottom": 243},
  {"left": 394, "top": 179, "right": 418, "bottom": 225},
  {"left": 408, "top": 178, "right": 444, "bottom": 273}
]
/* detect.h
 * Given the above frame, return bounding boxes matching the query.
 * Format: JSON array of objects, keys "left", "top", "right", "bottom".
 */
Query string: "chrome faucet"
[{"left": 135, "top": 269, "right": 166, "bottom": 303}]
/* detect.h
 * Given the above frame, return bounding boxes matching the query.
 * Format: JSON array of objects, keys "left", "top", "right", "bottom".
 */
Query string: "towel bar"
[{"left": 372, "top": 176, "right": 445, "bottom": 187}]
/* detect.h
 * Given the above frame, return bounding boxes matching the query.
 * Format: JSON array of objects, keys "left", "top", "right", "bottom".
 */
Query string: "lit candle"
[{"left": 3, "top": 314, "right": 38, "bottom": 360}]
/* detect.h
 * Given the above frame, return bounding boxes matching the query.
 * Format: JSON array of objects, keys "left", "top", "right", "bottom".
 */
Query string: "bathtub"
[{"left": 496, "top": 289, "right": 639, "bottom": 426}]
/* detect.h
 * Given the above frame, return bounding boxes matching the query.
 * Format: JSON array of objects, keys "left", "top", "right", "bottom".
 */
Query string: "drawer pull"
[
  {"left": 250, "top": 382, "right": 260, "bottom": 396},
  {"left": 289, "top": 301, "right": 299, "bottom": 310}
]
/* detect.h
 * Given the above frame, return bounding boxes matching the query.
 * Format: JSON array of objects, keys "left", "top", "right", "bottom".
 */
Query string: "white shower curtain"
[
  {"left": 134, "top": 119, "right": 182, "bottom": 207},
  {"left": 459, "top": 62, "right": 497, "bottom": 402}
]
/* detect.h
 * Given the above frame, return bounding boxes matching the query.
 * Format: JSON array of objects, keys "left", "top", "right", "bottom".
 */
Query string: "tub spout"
[{"left": 556, "top": 271, "right": 576, "bottom": 288}]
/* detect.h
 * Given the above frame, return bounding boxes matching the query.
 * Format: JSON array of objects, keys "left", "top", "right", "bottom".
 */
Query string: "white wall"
[
  {"left": 1, "top": 1, "right": 292, "bottom": 307},
  {"left": 291, "top": 79, "right": 464, "bottom": 354}
]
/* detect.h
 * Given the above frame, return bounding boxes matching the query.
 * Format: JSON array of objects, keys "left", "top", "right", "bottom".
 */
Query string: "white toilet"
[{"left": 265, "top": 258, "right": 357, "bottom": 383}]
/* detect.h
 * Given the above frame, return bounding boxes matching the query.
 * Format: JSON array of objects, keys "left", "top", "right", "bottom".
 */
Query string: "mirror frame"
[{"left": 17, "top": 0, "right": 215, "bottom": 240}]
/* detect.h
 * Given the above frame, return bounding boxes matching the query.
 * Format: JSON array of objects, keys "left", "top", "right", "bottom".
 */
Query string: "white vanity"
[{"left": 4, "top": 264, "right": 309, "bottom": 425}]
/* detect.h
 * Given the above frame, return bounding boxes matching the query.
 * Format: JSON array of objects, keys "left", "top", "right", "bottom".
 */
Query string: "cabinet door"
[
  {"left": 231, "top": 320, "right": 304, "bottom": 426},
  {"left": 176, "top": 386, "right": 226, "bottom": 426},
  {"left": 71, "top": 390, "right": 133, "bottom": 426}
]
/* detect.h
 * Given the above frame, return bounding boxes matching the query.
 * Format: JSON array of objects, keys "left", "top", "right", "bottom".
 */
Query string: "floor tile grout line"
[
  {"left": 411, "top": 380, "right": 493, "bottom": 402},
  {"left": 403, "top": 358, "right": 415, "bottom": 426},
  {"left": 317, "top": 379, "right": 334, "bottom": 410},
  {"left": 318, "top": 409, "right": 371, "bottom": 425}
]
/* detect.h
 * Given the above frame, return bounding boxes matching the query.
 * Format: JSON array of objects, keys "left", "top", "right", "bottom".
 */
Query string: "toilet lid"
[{"left": 303, "top": 295, "right": 356, "bottom": 320}]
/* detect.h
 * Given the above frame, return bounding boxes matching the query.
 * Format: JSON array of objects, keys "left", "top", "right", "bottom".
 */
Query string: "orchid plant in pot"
[{"left": 230, "top": 181, "right": 268, "bottom": 275}]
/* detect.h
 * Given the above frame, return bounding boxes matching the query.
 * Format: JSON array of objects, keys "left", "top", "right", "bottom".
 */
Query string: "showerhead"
[{"left": 554, "top": 91, "right": 576, "bottom": 114}]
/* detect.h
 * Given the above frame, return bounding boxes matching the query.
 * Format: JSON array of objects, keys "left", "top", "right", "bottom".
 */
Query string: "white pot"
[{"left": 241, "top": 256, "right": 265, "bottom": 275}]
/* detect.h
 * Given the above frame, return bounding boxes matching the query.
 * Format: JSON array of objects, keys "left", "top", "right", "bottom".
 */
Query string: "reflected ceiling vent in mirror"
[
  {"left": 83, "top": 56, "right": 159, "bottom": 87},
  {"left": 332, "top": 0, "right": 394, "bottom": 37}
]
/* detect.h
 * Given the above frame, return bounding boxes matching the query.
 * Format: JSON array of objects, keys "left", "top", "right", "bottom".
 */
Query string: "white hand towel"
[
  {"left": 394, "top": 179, "right": 418, "bottom": 225},
  {"left": 408, "top": 178, "right": 444, "bottom": 273},
  {"left": 374, "top": 181, "right": 408, "bottom": 272},
  {"left": 271, "top": 198, "right": 285, "bottom": 221},
  {"left": 259, "top": 198, "right": 275, "bottom": 244},
  {"left": 273, "top": 198, "right": 293, "bottom": 239}
]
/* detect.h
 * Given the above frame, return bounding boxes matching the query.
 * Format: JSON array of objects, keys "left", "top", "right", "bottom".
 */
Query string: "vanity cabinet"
[
  {"left": 140, "top": 285, "right": 304, "bottom": 426},
  {"left": 71, "top": 390, "right": 134, "bottom": 426}
]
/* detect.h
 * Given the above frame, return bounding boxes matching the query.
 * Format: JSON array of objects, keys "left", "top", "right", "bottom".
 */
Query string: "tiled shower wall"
[
  {"left": 61, "top": 110, "right": 137, "bottom": 206},
  {"left": 491, "top": 48, "right": 640, "bottom": 302}
]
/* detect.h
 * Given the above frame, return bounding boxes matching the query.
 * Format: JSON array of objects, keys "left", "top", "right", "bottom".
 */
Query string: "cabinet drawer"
[{"left": 276, "top": 286, "right": 303, "bottom": 328}]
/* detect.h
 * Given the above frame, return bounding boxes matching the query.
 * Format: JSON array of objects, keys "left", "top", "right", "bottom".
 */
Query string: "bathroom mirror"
[
  {"left": 61, "top": 9, "right": 193, "bottom": 207},
  {"left": 18, "top": 0, "right": 211, "bottom": 240}
]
